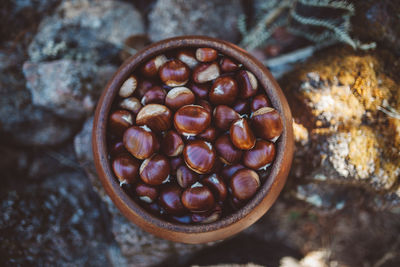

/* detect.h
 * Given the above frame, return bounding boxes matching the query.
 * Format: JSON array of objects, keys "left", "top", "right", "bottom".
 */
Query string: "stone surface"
[
  {"left": 23, "top": 60, "right": 116, "bottom": 120},
  {"left": 74, "top": 117, "right": 207, "bottom": 266},
  {"left": 28, "top": 0, "right": 145, "bottom": 63},
  {"left": 148, "top": 0, "right": 243, "bottom": 43}
]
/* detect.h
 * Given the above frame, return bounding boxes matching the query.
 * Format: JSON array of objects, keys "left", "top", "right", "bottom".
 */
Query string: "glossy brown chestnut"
[
  {"left": 251, "top": 94, "right": 271, "bottom": 112},
  {"left": 219, "top": 57, "right": 239, "bottom": 73},
  {"left": 197, "top": 99, "right": 212, "bottom": 114},
  {"left": 108, "top": 110, "right": 133, "bottom": 136},
  {"left": 136, "top": 104, "right": 172, "bottom": 132},
  {"left": 119, "top": 97, "right": 142, "bottom": 115},
  {"left": 190, "top": 83, "right": 209, "bottom": 99},
  {"left": 174, "top": 105, "right": 211, "bottom": 136},
  {"left": 237, "top": 70, "right": 258, "bottom": 98},
  {"left": 233, "top": 100, "right": 250, "bottom": 114},
  {"left": 183, "top": 140, "right": 216, "bottom": 174},
  {"left": 177, "top": 50, "right": 198, "bottom": 69},
  {"left": 192, "top": 204, "right": 222, "bottom": 223},
  {"left": 209, "top": 77, "right": 238, "bottom": 105},
  {"left": 123, "top": 126, "right": 158, "bottom": 160},
  {"left": 220, "top": 164, "right": 245, "bottom": 181},
  {"left": 135, "top": 182, "right": 159, "bottom": 203},
  {"left": 159, "top": 59, "right": 190, "bottom": 87},
  {"left": 136, "top": 80, "right": 154, "bottom": 98},
  {"left": 170, "top": 156, "right": 184, "bottom": 175},
  {"left": 195, "top": 48, "right": 218, "bottom": 62},
  {"left": 158, "top": 184, "right": 186, "bottom": 215},
  {"left": 213, "top": 105, "right": 240, "bottom": 130},
  {"left": 119, "top": 75, "right": 137, "bottom": 97},
  {"left": 198, "top": 127, "right": 217, "bottom": 142},
  {"left": 243, "top": 140, "right": 275, "bottom": 170},
  {"left": 193, "top": 62, "right": 220, "bottom": 83},
  {"left": 251, "top": 107, "right": 283, "bottom": 141},
  {"left": 202, "top": 174, "right": 227, "bottom": 202},
  {"left": 112, "top": 153, "right": 140, "bottom": 185},
  {"left": 181, "top": 183, "right": 215, "bottom": 213},
  {"left": 140, "top": 154, "right": 170, "bottom": 185},
  {"left": 215, "top": 134, "right": 243, "bottom": 165},
  {"left": 176, "top": 165, "right": 198, "bottom": 188},
  {"left": 161, "top": 130, "right": 184, "bottom": 157},
  {"left": 141, "top": 54, "right": 167, "bottom": 78},
  {"left": 230, "top": 168, "right": 260, "bottom": 200},
  {"left": 141, "top": 86, "right": 166, "bottom": 105},
  {"left": 229, "top": 118, "right": 256, "bottom": 150},
  {"left": 165, "top": 87, "right": 195, "bottom": 110}
]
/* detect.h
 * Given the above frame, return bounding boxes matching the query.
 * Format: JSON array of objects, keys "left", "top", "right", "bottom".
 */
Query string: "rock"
[
  {"left": 28, "top": 0, "right": 145, "bottom": 63},
  {"left": 74, "top": 116, "right": 207, "bottom": 266},
  {"left": 148, "top": 0, "right": 243, "bottom": 43},
  {"left": 0, "top": 171, "right": 116, "bottom": 266},
  {"left": 23, "top": 60, "right": 116, "bottom": 120}
]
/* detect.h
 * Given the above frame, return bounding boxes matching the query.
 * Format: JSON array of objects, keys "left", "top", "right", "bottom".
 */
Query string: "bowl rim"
[{"left": 92, "top": 35, "right": 294, "bottom": 243}]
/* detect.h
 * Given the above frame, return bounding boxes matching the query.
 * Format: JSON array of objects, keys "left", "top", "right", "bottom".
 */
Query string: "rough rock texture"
[
  {"left": 148, "top": 0, "right": 243, "bottom": 43},
  {"left": 23, "top": 60, "right": 116, "bottom": 120},
  {"left": 28, "top": 0, "right": 145, "bottom": 63},
  {"left": 74, "top": 117, "right": 207, "bottom": 266}
]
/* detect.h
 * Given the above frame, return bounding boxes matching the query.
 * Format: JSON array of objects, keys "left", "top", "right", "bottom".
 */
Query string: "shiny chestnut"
[
  {"left": 139, "top": 154, "right": 170, "bottom": 185},
  {"left": 237, "top": 70, "right": 258, "bottom": 98},
  {"left": 123, "top": 126, "right": 158, "bottom": 160},
  {"left": 192, "top": 204, "right": 222, "bottom": 223},
  {"left": 181, "top": 182, "right": 215, "bottom": 213},
  {"left": 219, "top": 57, "right": 239, "bottom": 73},
  {"left": 161, "top": 130, "right": 184, "bottom": 157},
  {"left": 176, "top": 165, "right": 198, "bottom": 188},
  {"left": 233, "top": 99, "right": 250, "bottom": 115},
  {"left": 135, "top": 182, "right": 159, "bottom": 203},
  {"left": 174, "top": 105, "right": 211, "bottom": 136},
  {"left": 170, "top": 156, "right": 184, "bottom": 175},
  {"left": 119, "top": 75, "right": 137, "bottom": 97},
  {"left": 159, "top": 59, "right": 190, "bottom": 87},
  {"left": 141, "top": 54, "right": 167, "bottom": 78},
  {"left": 251, "top": 107, "right": 283, "bottom": 141},
  {"left": 141, "top": 86, "right": 166, "bottom": 105},
  {"left": 229, "top": 118, "right": 256, "bottom": 150},
  {"left": 108, "top": 110, "right": 133, "bottom": 136},
  {"left": 197, "top": 99, "right": 212, "bottom": 114},
  {"left": 193, "top": 62, "right": 220, "bottom": 83},
  {"left": 119, "top": 97, "right": 142, "bottom": 115},
  {"left": 165, "top": 87, "right": 195, "bottom": 110},
  {"left": 198, "top": 127, "right": 217, "bottom": 142},
  {"left": 202, "top": 174, "right": 227, "bottom": 202},
  {"left": 190, "top": 83, "right": 209, "bottom": 99},
  {"left": 195, "top": 48, "right": 218, "bottom": 62},
  {"left": 220, "top": 164, "right": 245, "bottom": 181},
  {"left": 243, "top": 140, "right": 275, "bottom": 170},
  {"left": 230, "top": 168, "right": 260, "bottom": 200},
  {"left": 183, "top": 140, "right": 216, "bottom": 174},
  {"left": 158, "top": 184, "right": 186, "bottom": 215},
  {"left": 112, "top": 153, "right": 140, "bottom": 185},
  {"left": 251, "top": 94, "right": 271, "bottom": 111},
  {"left": 215, "top": 134, "right": 243, "bottom": 165},
  {"left": 136, "top": 104, "right": 172, "bottom": 132},
  {"left": 213, "top": 105, "right": 240, "bottom": 131},
  {"left": 177, "top": 50, "right": 198, "bottom": 69},
  {"left": 209, "top": 77, "right": 238, "bottom": 105}
]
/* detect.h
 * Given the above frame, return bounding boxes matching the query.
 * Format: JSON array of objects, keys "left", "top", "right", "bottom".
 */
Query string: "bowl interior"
[{"left": 93, "top": 36, "right": 293, "bottom": 238}]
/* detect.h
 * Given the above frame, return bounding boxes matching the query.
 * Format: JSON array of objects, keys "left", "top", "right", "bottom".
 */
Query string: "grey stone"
[
  {"left": 148, "top": 0, "right": 243, "bottom": 43},
  {"left": 23, "top": 59, "right": 116, "bottom": 120},
  {"left": 28, "top": 0, "right": 145, "bottom": 63}
]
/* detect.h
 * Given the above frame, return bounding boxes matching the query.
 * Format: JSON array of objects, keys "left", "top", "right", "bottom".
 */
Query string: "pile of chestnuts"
[{"left": 108, "top": 47, "right": 283, "bottom": 224}]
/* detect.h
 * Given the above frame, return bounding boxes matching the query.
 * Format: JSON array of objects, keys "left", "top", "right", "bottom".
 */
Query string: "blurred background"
[{"left": 1, "top": 0, "right": 399, "bottom": 266}]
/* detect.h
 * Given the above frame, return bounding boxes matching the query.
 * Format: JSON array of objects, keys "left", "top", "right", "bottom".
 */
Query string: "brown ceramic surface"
[{"left": 92, "top": 36, "right": 294, "bottom": 244}]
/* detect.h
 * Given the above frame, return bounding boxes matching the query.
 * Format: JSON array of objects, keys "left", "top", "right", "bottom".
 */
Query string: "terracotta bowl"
[{"left": 92, "top": 36, "right": 294, "bottom": 244}]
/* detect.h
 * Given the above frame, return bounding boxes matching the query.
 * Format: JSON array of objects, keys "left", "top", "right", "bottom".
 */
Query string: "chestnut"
[
  {"left": 197, "top": 99, "right": 212, "bottom": 114},
  {"left": 209, "top": 77, "right": 238, "bottom": 105},
  {"left": 237, "top": 70, "right": 258, "bottom": 98},
  {"left": 183, "top": 140, "right": 216, "bottom": 174},
  {"left": 123, "top": 126, "right": 158, "bottom": 160},
  {"left": 174, "top": 105, "right": 211, "bottom": 136},
  {"left": 198, "top": 127, "right": 217, "bottom": 142},
  {"left": 112, "top": 153, "right": 140, "bottom": 185},
  {"left": 119, "top": 75, "right": 137, "bottom": 97},
  {"left": 215, "top": 134, "right": 243, "bottom": 164},
  {"left": 176, "top": 165, "right": 198, "bottom": 188},
  {"left": 170, "top": 156, "right": 184, "bottom": 175},
  {"left": 202, "top": 174, "right": 227, "bottom": 202},
  {"left": 190, "top": 83, "right": 209, "bottom": 99},
  {"left": 158, "top": 184, "right": 186, "bottom": 215},
  {"left": 219, "top": 57, "right": 239, "bottom": 73},
  {"left": 136, "top": 104, "right": 172, "bottom": 132},
  {"left": 135, "top": 182, "right": 159, "bottom": 203},
  {"left": 233, "top": 99, "right": 250, "bottom": 114},
  {"left": 251, "top": 94, "right": 271, "bottom": 111},
  {"left": 161, "top": 130, "right": 184, "bottom": 157},
  {"left": 229, "top": 118, "right": 256, "bottom": 150},
  {"left": 165, "top": 87, "right": 195, "bottom": 110},
  {"left": 230, "top": 168, "right": 260, "bottom": 200},
  {"left": 243, "top": 140, "right": 275, "bottom": 170},
  {"left": 141, "top": 54, "right": 168, "bottom": 78},
  {"left": 213, "top": 105, "right": 240, "bottom": 130},
  {"left": 141, "top": 86, "right": 166, "bottom": 105},
  {"left": 109, "top": 141, "right": 127, "bottom": 157},
  {"left": 193, "top": 62, "right": 220, "bottom": 83},
  {"left": 192, "top": 204, "right": 222, "bottom": 223},
  {"left": 136, "top": 80, "right": 154, "bottom": 98},
  {"left": 159, "top": 59, "right": 190, "bottom": 87},
  {"left": 140, "top": 154, "right": 170, "bottom": 185},
  {"left": 220, "top": 163, "right": 245, "bottom": 181},
  {"left": 251, "top": 107, "right": 283, "bottom": 141},
  {"left": 177, "top": 50, "right": 198, "bottom": 69},
  {"left": 108, "top": 110, "right": 133, "bottom": 136},
  {"left": 119, "top": 97, "right": 142, "bottom": 115},
  {"left": 181, "top": 182, "right": 215, "bottom": 213},
  {"left": 195, "top": 48, "right": 218, "bottom": 62}
]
